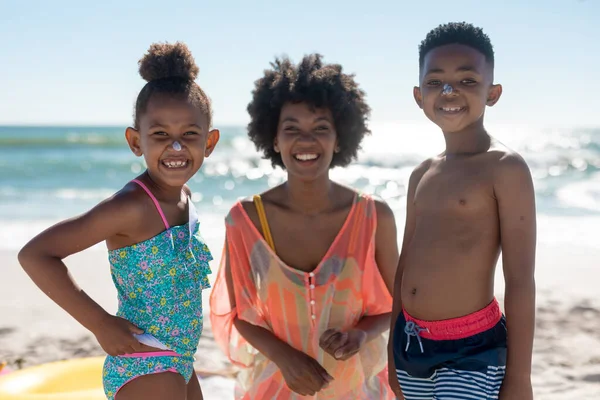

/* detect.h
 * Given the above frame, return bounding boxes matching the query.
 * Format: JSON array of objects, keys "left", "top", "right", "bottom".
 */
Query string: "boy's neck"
[
  {"left": 284, "top": 174, "right": 334, "bottom": 215},
  {"left": 442, "top": 119, "right": 491, "bottom": 156}
]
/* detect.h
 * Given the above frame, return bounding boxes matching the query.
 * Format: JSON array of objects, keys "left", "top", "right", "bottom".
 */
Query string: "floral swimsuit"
[{"left": 102, "top": 179, "right": 212, "bottom": 399}]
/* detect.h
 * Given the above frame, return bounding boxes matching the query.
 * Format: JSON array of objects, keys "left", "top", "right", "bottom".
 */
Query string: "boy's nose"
[{"left": 441, "top": 83, "right": 457, "bottom": 96}]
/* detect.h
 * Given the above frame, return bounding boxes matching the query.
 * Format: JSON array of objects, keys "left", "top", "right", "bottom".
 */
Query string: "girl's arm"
[{"left": 18, "top": 191, "right": 145, "bottom": 353}]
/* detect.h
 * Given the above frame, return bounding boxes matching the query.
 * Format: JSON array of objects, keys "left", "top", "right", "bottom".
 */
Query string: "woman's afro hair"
[{"left": 247, "top": 53, "right": 371, "bottom": 169}]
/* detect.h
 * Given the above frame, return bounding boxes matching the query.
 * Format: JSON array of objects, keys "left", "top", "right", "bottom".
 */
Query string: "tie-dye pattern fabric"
[{"left": 210, "top": 194, "right": 395, "bottom": 399}]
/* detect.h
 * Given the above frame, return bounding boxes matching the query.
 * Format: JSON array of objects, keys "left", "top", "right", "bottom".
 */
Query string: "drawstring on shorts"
[{"left": 404, "top": 321, "right": 429, "bottom": 353}]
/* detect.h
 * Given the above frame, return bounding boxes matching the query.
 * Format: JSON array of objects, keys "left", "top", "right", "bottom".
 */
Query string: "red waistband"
[{"left": 402, "top": 298, "right": 502, "bottom": 341}]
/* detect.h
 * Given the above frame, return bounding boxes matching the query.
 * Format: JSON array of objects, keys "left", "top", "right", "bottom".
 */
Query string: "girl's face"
[
  {"left": 126, "top": 95, "right": 219, "bottom": 188},
  {"left": 275, "top": 102, "right": 338, "bottom": 181}
]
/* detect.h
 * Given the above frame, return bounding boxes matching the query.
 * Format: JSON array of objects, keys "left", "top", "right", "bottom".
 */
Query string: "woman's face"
[{"left": 275, "top": 102, "right": 338, "bottom": 181}]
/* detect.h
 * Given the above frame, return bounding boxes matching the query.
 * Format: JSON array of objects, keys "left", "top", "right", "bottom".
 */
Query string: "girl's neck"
[{"left": 143, "top": 171, "right": 184, "bottom": 203}]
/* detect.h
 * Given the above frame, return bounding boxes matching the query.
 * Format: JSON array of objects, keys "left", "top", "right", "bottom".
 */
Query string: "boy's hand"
[
  {"left": 92, "top": 314, "right": 145, "bottom": 356},
  {"left": 273, "top": 345, "right": 333, "bottom": 396},
  {"left": 319, "top": 328, "right": 367, "bottom": 361},
  {"left": 499, "top": 376, "right": 533, "bottom": 400}
]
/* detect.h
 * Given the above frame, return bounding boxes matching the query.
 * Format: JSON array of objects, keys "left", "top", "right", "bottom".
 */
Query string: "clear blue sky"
[{"left": 1, "top": 0, "right": 598, "bottom": 127}]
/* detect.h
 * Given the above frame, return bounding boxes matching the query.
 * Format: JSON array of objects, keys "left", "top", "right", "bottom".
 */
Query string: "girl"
[
  {"left": 18, "top": 42, "right": 219, "bottom": 400},
  {"left": 210, "top": 54, "right": 399, "bottom": 399}
]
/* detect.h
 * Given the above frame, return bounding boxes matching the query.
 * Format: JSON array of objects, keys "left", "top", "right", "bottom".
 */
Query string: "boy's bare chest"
[{"left": 414, "top": 163, "right": 495, "bottom": 215}]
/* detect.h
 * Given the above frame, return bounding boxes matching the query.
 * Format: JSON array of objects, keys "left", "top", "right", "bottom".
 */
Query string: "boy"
[{"left": 388, "top": 22, "right": 536, "bottom": 399}]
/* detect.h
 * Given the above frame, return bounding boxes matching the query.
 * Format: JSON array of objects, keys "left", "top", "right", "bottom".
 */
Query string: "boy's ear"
[
  {"left": 204, "top": 129, "right": 220, "bottom": 157},
  {"left": 486, "top": 84, "right": 503, "bottom": 107},
  {"left": 413, "top": 86, "right": 424, "bottom": 109},
  {"left": 125, "top": 127, "right": 143, "bottom": 157}
]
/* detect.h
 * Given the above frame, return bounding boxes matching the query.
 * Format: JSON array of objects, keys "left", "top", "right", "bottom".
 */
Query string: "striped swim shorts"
[{"left": 392, "top": 298, "right": 507, "bottom": 399}]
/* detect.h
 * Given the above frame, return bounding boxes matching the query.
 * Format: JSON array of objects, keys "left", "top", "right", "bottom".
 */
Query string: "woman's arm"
[
  {"left": 223, "top": 238, "right": 333, "bottom": 396},
  {"left": 319, "top": 198, "right": 399, "bottom": 360}
]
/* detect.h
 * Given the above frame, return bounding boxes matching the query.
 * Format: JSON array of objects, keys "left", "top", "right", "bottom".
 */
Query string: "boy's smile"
[{"left": 414, "top": 44, "right": 501, "bottom": 134}]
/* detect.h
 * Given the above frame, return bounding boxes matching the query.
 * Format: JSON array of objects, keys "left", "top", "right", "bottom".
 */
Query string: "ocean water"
[{"left": 1, "top": 124, "right": 599, "bottom": 250}]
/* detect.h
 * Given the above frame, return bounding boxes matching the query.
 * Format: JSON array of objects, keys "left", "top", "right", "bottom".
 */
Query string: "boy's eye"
[
  {"left": 461, "top": 79, "right": 477, "bottom": 85},
  {"left": 153, "top": 131, "right": 168, "bottom": 136},
  {"left": 184, "top": 131, "right": 199, "bottom": 136},
  {"left": 426, "top": 80, "right": 442, "bottom": 86}
]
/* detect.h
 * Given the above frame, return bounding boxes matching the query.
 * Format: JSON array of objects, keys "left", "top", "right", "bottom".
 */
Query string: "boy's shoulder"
[
  {"left": 414, "top": 142, "right": 531, "bottom": 181},
  {"left": 485, "top": 142, "right": 532, "bottom": 182}
]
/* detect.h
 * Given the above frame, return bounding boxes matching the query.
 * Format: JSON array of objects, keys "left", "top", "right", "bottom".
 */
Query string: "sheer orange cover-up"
[{"left": 210, "top": 194, "right": 395, "bottom": 399}]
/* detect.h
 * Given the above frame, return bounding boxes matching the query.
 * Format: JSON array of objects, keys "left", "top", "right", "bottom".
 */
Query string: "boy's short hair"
[
  {"left": 247, "top": 53, "right": 371, "bottom": 169},
  {"left": 419, "top": 22, "right": 495, "bottom": 69}
]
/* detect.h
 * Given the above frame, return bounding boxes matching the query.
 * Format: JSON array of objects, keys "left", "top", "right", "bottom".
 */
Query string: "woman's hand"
[
  {"left": 319, "top": 328, "right": 367, "bottom": 361},
  {"left": 272, "top": 344, "right": 334, "bottom": 396}
]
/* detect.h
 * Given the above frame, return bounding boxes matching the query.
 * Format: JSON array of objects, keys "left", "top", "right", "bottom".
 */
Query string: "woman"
[{"left": 210, "top": 54, "right": 399, "bottom": 399}]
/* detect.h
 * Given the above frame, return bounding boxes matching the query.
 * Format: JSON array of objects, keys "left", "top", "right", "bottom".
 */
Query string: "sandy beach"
[{"left": 1, "top": 216, "right": 600, "bottom": 400}]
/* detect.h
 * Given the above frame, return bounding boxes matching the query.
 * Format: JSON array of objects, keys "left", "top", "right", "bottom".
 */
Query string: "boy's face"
[{"left": 414, "top": 44, "right": 502, "bottom": 133}]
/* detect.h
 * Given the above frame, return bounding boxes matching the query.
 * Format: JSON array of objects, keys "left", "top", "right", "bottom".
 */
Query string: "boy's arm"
[
  {"left": 494, "top": 154, "right": 536, "bottom": 394},
  {"left": 387, "top": 164, "right": 427, "bottom": 397}
]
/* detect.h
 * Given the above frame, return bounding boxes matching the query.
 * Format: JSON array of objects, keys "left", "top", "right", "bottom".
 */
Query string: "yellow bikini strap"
[{"left": 253, "top": 195, "right": 275, "bottom": 251}]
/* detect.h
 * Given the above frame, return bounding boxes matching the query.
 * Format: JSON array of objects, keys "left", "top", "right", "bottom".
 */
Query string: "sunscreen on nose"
[
  {"left": 442, "top": 83, "right": 454, "bottom": 95},
  {"left": 172, "top": 141, "right": 182, "bottom": 151}
]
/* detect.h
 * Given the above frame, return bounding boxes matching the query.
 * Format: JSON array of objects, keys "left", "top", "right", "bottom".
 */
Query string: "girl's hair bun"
[{"left": 138, "top": 42, "right": 199, "bottom": 82}]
